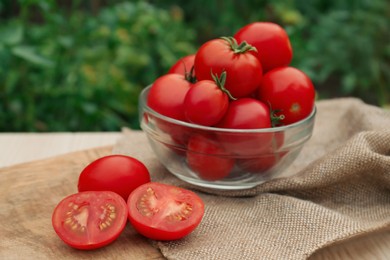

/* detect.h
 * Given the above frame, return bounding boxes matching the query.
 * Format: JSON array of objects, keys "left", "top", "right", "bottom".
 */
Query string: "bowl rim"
[{"left": 139, "top": 85, "right": 316, "bottom": 134}]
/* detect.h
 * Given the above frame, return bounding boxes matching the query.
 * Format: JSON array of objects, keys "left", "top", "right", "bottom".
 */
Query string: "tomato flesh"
[
  {"left": 52, "top": 191, "right": 128, "bottom": 250},
  {"left": 127, "top": 182, "right": 204, "bottom": 240}
]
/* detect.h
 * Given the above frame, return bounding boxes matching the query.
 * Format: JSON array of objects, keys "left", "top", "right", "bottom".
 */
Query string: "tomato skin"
[
  {"left": 216, "top": 98, "right": 271, "bottom": 129},
  {"left": 258, "top": 67, "right": 315, "bottom": 125},
  {"left": 234, "top": 22, "right": 293, "bottom": 72},
  {"left": 194, "top": 38, "right": 262, "bottom": 98},
  {"left": 238, "top": 154, "right": 279, "bottom": 173},
  {"left": 168, "top": 54, "right": 195, "bottom": 76},
  {"left": 216, "top": 98, "right": 274, "bottom": 156},
  {"left": 78, "top": 155, "right": 151, "bottom": 201},
  {"left": 184, "top": 80, "right": 229, "bottom": 126},
  {"left": 147, "top": 73, "right": 192, "bottom": 121},
  {"left": 186, "top": 133, "right": 235, "bottom": 181},
  {"left": 127, "top": 182, "right": 204, "bottom": 241},
  {"left": 52, "top": 191, "right": 128, "bottom": 250},
  {"left": 237, "top": 133, "right": 286, "bottom": 173}
]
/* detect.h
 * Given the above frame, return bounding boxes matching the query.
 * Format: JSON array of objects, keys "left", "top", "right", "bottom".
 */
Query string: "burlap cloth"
[{"left": 113, "top": 98, "right": 390, "bottom": 260}]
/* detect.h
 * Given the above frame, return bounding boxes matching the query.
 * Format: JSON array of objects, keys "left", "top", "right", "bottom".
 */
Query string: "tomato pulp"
[
  {"left": 52, "top": 191, "right": 128, "bottom": 250},
  {"left": 127, "top": 182, "right": 205, "bottom": 240}
]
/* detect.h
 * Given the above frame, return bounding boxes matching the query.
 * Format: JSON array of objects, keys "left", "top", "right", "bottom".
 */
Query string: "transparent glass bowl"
[{"left": 139, "top": 86, "right": 316, "bottom": 190}]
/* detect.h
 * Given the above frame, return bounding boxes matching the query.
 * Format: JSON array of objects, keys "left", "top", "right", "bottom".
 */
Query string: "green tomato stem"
[
  {"left": 211, "top": 71, "right": 236, "bottom": 100},
  {"left": 220, "top": 36, "right": 257, "bottom": 54}
]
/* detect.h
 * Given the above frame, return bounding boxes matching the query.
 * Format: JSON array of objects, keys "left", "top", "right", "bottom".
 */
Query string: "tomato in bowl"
[{"left": 139, "top": 85, "right": 316, "bottom": 190}]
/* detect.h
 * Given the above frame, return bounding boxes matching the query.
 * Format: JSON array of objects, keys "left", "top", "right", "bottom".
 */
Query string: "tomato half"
[
  {"left": 127, "top": 182, "right": 204, "bottom": 241},
  {"left": 78, "top": 155, "right": 151, "bottom": 201},
  {"left": 52, "top": 191, "right": 128, "bottom": 250},
  {"left": 234, "top": 22, "right": 293, "bottom": 72},
  {"left": 258, "top": 67, "right": 315, "bottom": 125},
  {"left": 186, "top": 133, "right": 235, "bottom": 181}
]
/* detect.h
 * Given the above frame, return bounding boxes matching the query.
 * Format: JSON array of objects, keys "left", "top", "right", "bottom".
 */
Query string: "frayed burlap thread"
[{"left": 113, "top": 98, "right": 390, "bottom": 260}]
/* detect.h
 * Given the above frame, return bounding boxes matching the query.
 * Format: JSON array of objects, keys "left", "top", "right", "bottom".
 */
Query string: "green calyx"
[
  {"left": 184, "top": 65, "right": 197, "bottom": 84},
  {"left": 221, "top": 36, "right": 257, "bottom": 54},
  {"left": 270, "top": 109, "right": 285, "bottom": 127},
  {"left": 211, "top": 71, "right": 236, "bottom": 100}
]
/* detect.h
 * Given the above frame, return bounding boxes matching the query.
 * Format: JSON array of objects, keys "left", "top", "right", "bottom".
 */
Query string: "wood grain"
[
  {"left": 0, "top": 146, "right": 388, "bottom": 259},
  {"left": 0, "top": 146, "right": 163, "bottom": 260}
]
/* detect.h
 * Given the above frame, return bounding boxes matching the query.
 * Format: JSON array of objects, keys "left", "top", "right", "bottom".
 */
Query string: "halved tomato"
[
  {"left": 52, "top": 191, "right": 128, "bottom": 250},
  {"left": 127, "top": 182, "right": 204, "bottom": 241}
]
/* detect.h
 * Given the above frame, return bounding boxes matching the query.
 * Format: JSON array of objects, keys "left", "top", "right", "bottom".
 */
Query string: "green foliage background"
[{"left": 0, "top": 0, "right": 389, "bottom": 131}]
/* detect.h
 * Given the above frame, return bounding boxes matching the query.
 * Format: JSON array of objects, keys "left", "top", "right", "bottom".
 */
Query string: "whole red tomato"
[
  {"left": 184, "top": 72, "right": 231, "bottom": 126},
  {"left": 258, "top": 67, "right": 315, "bottom": 125},
  {"left": 234, "top": 22, "right": 293, "bottom": 72},
  {"left": 216, "top": 98, "right": 274, "bottom": 156},
  {"left": 238, "top": 154, "right": 279, "bottom": 173},
  {"left": 52, "top": 191, "right": 128, "bottom": 250},
  {"left": 186, "top": 133, "right": 235, "bottom": 181},
  {"left": 237, "top": 132, "right": 286, "bottom": 173},
  {"left": 127, "top": 182, "right": 204, "bottom": 241},
  {"left": 78, "top": 155, "right": 151, "bottom": 201},
  {"left": 168, "top": 54, "right": 196, "bottom": 76},
  {"left": 194, "top": 37, "right": 262, "bottom": 98},
  {"left": 147, "top": 73, "right": 192, "bottom": 121}
]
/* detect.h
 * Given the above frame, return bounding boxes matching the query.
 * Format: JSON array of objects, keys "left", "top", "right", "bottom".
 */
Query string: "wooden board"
[
  {"left": 0, "top": 146, "right": 163, "bottom": 260},
  {"left": 0, "top": 146, "right": 389, "bottom": 259}
]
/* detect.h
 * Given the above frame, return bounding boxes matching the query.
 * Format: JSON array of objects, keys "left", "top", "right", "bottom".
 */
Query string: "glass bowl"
[{"left": 139, "top": 85, "right": 316, "bottom": 190}]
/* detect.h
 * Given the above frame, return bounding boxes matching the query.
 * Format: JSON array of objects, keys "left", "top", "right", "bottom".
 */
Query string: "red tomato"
[
  {"left": 127, "top": 182, "right": 204, "bottom": 240},
  {"left": 258, "top": 67, "right": 315, "bottom": 125},
  {"left": 184, "top": 73, "right": 230, "bottom": 126},
  {"left": 238, "top": 154, "right": 280, "bottom": 173},
  {"left": 216, "top": 98, "right": 273, "bottom": 156},
  {"left": 234, "top": 22, "right": 293, "bottom": 72},
  {"left": 78, "top": 155, "right": 151, "bottom": 201},
  {"left": 147, "top": 73, "right": 192, "bottom": 121},
  {"left": 168, "top": 54, "right": 196, "bottom": 76},
  {"left": 237, "top": 132, "right": 286, "bottom": 173},
  {"left": 186, "top": 133, "right": 235, "bottom": 181},
  {"left": 194, "top": 37, "right": 262, "bottom": 98},
  {"left": 52, "top": 191, "right": 128, "bottom": 250}
]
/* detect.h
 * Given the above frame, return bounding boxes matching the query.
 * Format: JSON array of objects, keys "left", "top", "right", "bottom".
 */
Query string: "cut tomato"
[
  {"left": 127, "top": 182, "right": 204, "bottom": 240},
  {"left": 52, "top": 191, "right": 128, "bottom": 250}
]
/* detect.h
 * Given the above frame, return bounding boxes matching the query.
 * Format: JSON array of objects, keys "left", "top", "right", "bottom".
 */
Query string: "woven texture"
[{"left": 113, "top": 98, "right": 390, "bottom": 260}]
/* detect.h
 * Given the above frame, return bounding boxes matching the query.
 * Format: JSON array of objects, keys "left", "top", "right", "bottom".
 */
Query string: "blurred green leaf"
[
  {"left": 0, "top": 23, "right": 24, "bottom": 45},
  {"left": 1, "top": 0, "right": 389, "bottom": 131},
  {"left": 11, "top": 46, "right": 54, "bottom": 67}
]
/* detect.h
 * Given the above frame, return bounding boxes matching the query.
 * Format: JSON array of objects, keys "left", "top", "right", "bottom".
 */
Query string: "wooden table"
[{"left": 0, "top": 132, "right": 389, "bottom": 259}]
